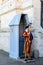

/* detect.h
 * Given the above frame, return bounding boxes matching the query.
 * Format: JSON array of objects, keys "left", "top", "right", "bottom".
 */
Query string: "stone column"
[
  {"left": 0, "top": 17, "right": 1, "bottom": 29},
  {"left": 0, "top": 0, "right": 2, "bottom": 4},
  {"left": 33, "top": 0, "right": 41, "bottom": 28}
]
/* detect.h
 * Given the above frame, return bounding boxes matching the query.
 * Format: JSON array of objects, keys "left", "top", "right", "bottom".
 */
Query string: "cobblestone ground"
[{"left": 0, "top": 50, "right": 43, "bottom": 65}]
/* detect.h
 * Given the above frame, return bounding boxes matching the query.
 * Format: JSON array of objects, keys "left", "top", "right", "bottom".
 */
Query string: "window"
[{"left": 41, "top": 1, "right": 43, "bottom": 28}]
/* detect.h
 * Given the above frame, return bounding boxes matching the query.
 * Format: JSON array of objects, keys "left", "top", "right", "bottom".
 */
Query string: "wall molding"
[{"left": 0, "top": 5, "right": 33, "bottom": 16}]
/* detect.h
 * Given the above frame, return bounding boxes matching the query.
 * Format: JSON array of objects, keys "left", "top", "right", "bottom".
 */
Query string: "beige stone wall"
[
  {"left": 0, "top": 0, "right": 33, "bottom": 29},
  {"left": 0, "top": 31, "right": 10, "bottom": 52},
  {"left": 33, "top": 0, "right": 41, "bottom": 28},
  {"left": 0, "top": 0, "right": 41, "bottom": 29}
]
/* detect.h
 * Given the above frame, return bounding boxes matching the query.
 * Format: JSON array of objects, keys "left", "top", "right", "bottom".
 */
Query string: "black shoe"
[{"left": 24, "top": 58, "right": 27, "bottom": 61}]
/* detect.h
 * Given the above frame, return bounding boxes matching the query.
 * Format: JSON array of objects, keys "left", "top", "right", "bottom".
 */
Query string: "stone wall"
[
  {"left": 0, "top": 29, "right": 10, "bottom": 52},
  {"left": 33, "top": 0, "right": 41, "bottom": 28}
]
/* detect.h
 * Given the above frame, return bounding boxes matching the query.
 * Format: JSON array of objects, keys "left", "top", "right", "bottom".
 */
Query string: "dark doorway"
[
  {"left": 41, "top": 1, "right": 43, "bottom": 28},
  {"left": 19, "top": 14, "right": 27, "bottom": 58}
]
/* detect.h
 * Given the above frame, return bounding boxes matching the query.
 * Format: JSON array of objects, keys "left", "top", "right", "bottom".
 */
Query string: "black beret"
[
  {"left": 25, "top": 23, "right": 32, "bottom": 29},
  {"left": 25, "top": 25, "right": 29, "bottom": 29}
]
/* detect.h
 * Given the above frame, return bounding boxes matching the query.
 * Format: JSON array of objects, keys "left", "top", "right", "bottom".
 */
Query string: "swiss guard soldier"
[{"left": 22, "top": 23, "right": 33, "bottom": 61}]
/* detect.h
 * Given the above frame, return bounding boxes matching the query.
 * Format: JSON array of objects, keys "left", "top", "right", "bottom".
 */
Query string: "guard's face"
[
  {"left": 25, "top": 28, "right": 28, "bottom": 32},
  {"left": 29, "top": 27, "right": 32, "bottom": 32},
  {"left": 25, "top": 28, "right": 29, "bottom": 32}
]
